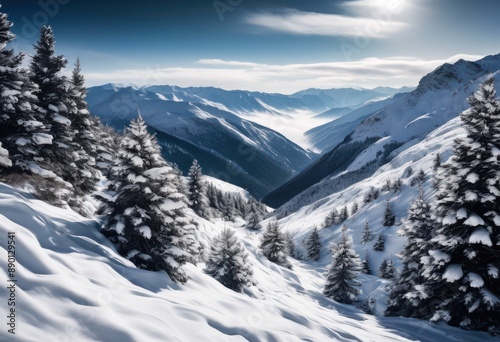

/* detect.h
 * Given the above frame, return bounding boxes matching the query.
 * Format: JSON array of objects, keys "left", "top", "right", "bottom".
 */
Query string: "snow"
[
  {"left": 467, "top": 273, "right": 484, "bottom": 288},
  {"left": 32, "top": 133, "right": 53, "bottom": 145},
  {"left": 0, "top": 182, "right": 492, "bottom": 341},
  {"left": 463, "top": 214, "right": 485, "bottom": 227},
  {"left": 466, "top": 173, "right": 479, "bottom": 184},
  {"left": 468, "top": 228, "right": 492, "bottom": 246},
  {"left": 443, "top": 264, "right": 463, "bottom": 282},
  {"left": 138, "top": 225, "right": 152, "bottom": 239}
]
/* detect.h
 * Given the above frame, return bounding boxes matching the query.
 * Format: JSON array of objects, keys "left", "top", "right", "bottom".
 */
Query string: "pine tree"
[
  {"left": 421, "top": 79, "right": 500, "bottom": 334},
  {"left": 306, "top": 227, "right": 321, "bottom": 261},
  {"left": 324, "top": 208, "right": 337, "bottom": 227},
  {"left": 383, "top": 201, "right": 396, "bottom": 227},
  {"left": 188, "top": 159, "right": 206, "bottom": 218},
  {"left": 260, "top": 221, "right": 289, "bottom": 266},
  {"left": 373, "top": 234, "right": 385, "bottom": 251},
  {"left": 361, "top": 252, "right": 371, "bottom": 275},
  {"left": 0, "top": 9, "right": 49, "bottom": 172},
  {"left": 30, "top": 27, "right": 74, "bottom": 174},
  {"left": 338, "top": 205, "right": 349, "bottom": 223},
  {"left": 379, "top": 258, "right": 395, "bottom": 279},
  {"left": 97, "top": 115, "right": 196, "bottom": 283},
  {"left": 433, "top": 153, "right": 441, "bottom": 171},
  {"left": 246, "top": 204, "right": 262, "bottom": 230},
  {"left": 351, "top": 201, "right": 359, "bottom": 215},
  {"left": 64, "top": 58, "right": 100, "bottom": 197},
  {"left": 284, "top": 231, "right": 296, "bottom": 258},
  {"left": 391, "top": 178, "right": 403, "bottom": 193},
  {"left": 205, "top": 228, "right": 255, "bottom": 292},
  {"left": 92, "top": 117, "right": 118, "bottom": 176},
  {"left": 360, "top": 220, "right": 372, "bottom": 244},
  {"left": 386, "top": 187, "right": 435, "bottom": 317},
  {"left": 323, "top": 225, "right": 362, "bottom": 304}
]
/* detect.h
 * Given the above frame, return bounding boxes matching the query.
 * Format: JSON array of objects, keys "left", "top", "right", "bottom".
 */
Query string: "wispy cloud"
[
  {"left": 244, "top": 1, "right": 412, "bottom": 38},
  {"left": 84, "top": 54, "right": 484, "bottom": 94}
]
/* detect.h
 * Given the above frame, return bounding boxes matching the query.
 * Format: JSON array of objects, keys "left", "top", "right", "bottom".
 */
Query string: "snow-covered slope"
[
  {"left": 0, "top": 182, "right": 493, "bottom": 342},
  {"left": 86, "top": 86, "right": 314, "bottom": 199}
]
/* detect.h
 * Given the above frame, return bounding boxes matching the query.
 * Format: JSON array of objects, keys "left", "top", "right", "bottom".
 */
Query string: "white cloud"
[
  {"left": 244, "top": 9, "right": 406, "bottom": 38},
  {"left": 84, "top": 54, "right": 484, "bottom": 94}
]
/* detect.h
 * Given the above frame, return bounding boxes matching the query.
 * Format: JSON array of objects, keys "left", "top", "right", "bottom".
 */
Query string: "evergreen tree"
[
  {"left": 386, "top": 187, "right": 435, "bottom": 317},
  {"left": 373, "top": 234, "right": 385, "bottom": 251},
  {"left": 339, "top": 205, "right": 349, "bottom": 223},
  {"left": 351, "top": 201, "right": 359, "bottom": 215},
  {"left": 433, "top": 153, "right": 441, "bottom": 171},
  {"left": 0, "top": 9, "right": 49, "bottom": 171},
  {"left": 205, "top": 228, "right": 255, "bottom": 292},
  {"left": 64, "top": 58, "right": 100, "bottom": 197},
  {"left": 324, "top": 208, "right": 338, "bottom": 227},
  {"left": 306, "top": 227, "right": 321, "bottom": 261},
  {"left": 391, "top": 178, "right": 403, "bottom": 193},
  {"left": 188, "top": 159, "right": 206, "bottom": 218},
  {"left": 284, "top": 231, "right": 296, "bottom": 258},
  {"left": 30, "top": 26, "right": 76, "bottom": 178},
  {"left": 383, "top": 201, "right": 396, "bottom": 227},
  {"left": 421, "top": 79, "right": 500, "bottom": 334},
  {"left": 97, "top": 115, "right": 196, "bottom": 283},
  {"left": 246, "top": 204, "right": 262, "bottom": 230},
  {"left": 361, "top": 252, "right": 371, "bottom": 275},
  {"left": 360, "top": 220, "right": 372, "bottom": 244},
  {"left": 260, "top": 221, "right": 289, "bottom": 266},
  {"left": 379, "top": 258, "right": 395, "bottom": 279},
  {"left": 323, "top": 225, "right": 362, "bottom": 304},
  {"left": 92, "top": 117, "right": 119, "bottom": 176}
]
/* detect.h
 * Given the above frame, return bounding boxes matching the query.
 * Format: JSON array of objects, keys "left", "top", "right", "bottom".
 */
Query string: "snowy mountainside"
[
  {"left": 306, "top": 92, "right": 407, "bottom": 152},
  {"left": 263, "top": 54, "right": 500, "bottom": 208},
  {"left": 86, "top": 86, "right": 313, "bottom": 199},
  {"left": 0, "top": 182, "right": 493, "bottom": 342}
]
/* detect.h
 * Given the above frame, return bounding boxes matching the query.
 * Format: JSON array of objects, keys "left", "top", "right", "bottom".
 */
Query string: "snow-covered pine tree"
[
  {"left": 383, "top": 201, "right": 396, "bottom": 227},
  {"left": 92, "top": 116, "right": 118, "bottom": 176},
  {"left": 339, "top": 205, "right": 349, "bottom": 223},
  {"left": 246, "top": 204, "right": 262, "bottom": 230},
  {"left": 30, "top": 26, "right": 80, "bottom": 202},
  {"left": 351, "top": 201, "right": 359, "bottom": 215},
  {"left": 360, "top": 220, "right": 372, "bottom": 244},
  {"left": 306, "top": 227, "right": 321, "bottom": 261},
  {"left": 0, "top": 9, "right": 50, "bottom": 172},
  {"left": 379, "top": 258, "right": 395, "bottom": 279},
  {"left": 391, "top": 178, "right": 403, "bottom": 193},
  {"left": 361, "top": 252, "right": 371, "bottom": 275},
  {"left": 323, "top": 225, "right": 362, "bottom": 304},
  {"left": 324, "top": 208, "right": 337, "bottom": 227},
  {"left": 386, "top": 187, "right": 435, "bottom": 317},
  {"left": 373, "top": 234, "right": 385, "bottom": 251},
  {"left": 260, "top": 221, "right": 289, "bottom": 267},
  {"left": 284, "top": 231, "right": 296, "bottom": 258},
  {"left": 188, "top": 159, "right": 206, "bottom": 218},
  {"left": 97, "top": 115, "right": 196, "bottom": 283},
  {"left": 421, "top": 79, "right": 500, "bottom": 334},
  {"left": 205, "top": 228, "right": 255, "bottom": 292},
  {"left": 64, "top": 58, "right": 100, "bottom": 198}
]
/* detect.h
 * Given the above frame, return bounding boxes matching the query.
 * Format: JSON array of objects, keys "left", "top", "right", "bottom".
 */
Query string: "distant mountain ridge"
[{"left": 263, "top": 54, "right": 500, "bottom": 208}]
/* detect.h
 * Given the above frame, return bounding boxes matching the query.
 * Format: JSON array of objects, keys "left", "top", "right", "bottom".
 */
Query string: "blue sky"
[{"left": 3, "top": 0, "right": 500, "bottom": 93}]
